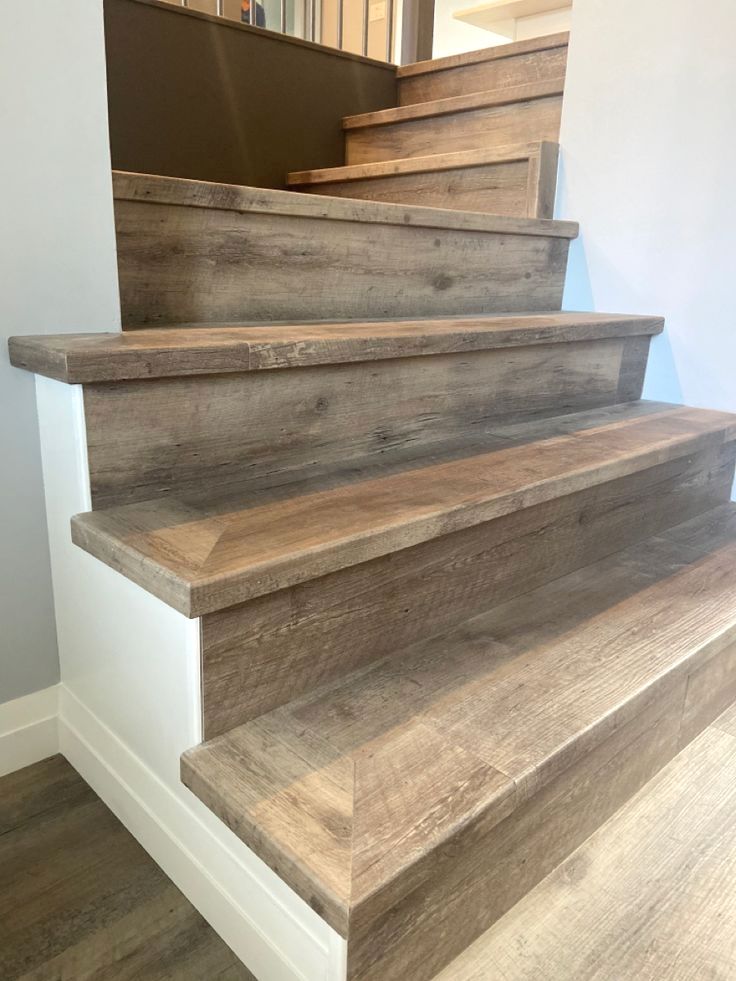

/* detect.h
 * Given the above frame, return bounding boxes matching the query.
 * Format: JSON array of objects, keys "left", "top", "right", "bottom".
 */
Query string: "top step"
[{"left": 398, "top": 32, "right": 569, "bottom": 105}]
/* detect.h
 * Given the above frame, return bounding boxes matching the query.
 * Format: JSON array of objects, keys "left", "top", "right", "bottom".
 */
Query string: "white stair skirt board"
[
  {"left": 35, "top": 376, "right": 347, "bottom": 981},
  {"left": 0, "top": 685, "right": 59, "bottom": 777}
]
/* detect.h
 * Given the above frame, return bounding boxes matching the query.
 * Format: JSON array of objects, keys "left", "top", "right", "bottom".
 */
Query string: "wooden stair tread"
[
  {"left": 69, "top": 402, "right": 736, "bottom": 616},
  {"left": 113, "top": 170, "right": 577, "bottom": 240},
  {"left": 343, "top": 79, "right": 565, "bottom": 131},
  {"left": 288, "top": 141, "right": 552, "bottom": 186},
  {"left": 436, "top": 697, "right": 736, "bottom": 980},
  {"left": 180, "top": 502, "right": 736, "bottom": 935},
  {"left": 397, "top": 32, "right": 569, "bottom": 78},
  {"left": 9, "top": 312, "right": 664, "bottom": 383}
]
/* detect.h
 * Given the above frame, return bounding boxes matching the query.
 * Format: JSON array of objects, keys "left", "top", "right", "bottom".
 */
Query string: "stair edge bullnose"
[
  {"left": 8, "top": 335, "right": 75, "bottom": 383},
  {"left": 179, "top": 732, "right": 516, "bottom": 935},
  {"left": 112, "top": 170, "right": 578, "bottom": 240},
  {"left": 7, "top": 314, "right": 664, "bottom": 383},
  {"left": 70, "top": 513, "right": 196, "bottom": 618},
  {"left": 287, "top": 141, "right": 551, "bottom": 186},
  {"left": 179, "top": 749, "right": 354, "bottom": 936}
]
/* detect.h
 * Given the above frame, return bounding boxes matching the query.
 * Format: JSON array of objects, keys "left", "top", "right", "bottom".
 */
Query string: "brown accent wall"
[{"left": 104, "top": 0, "right": 397, "bottom": 188}]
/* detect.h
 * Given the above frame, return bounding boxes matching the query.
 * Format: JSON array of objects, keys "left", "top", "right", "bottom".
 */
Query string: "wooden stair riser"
[
  {"left": 348, "top": 657, "right": 736, "bottom": 981},
  {"left": 201, "top": 440, "right": 736, "bottom": 737},
  {"left": 182, "top": 504, "right": 736, "bottom": 980},
  {"left": 83, "top": 335, "right": 653, "bottom": 509},
  {"left": 344, "top": 95, "right": 563, "bottom": 165},
  {"left": 291, "top": 144, "right": 559, "bottom": 219},
  {"left": 113, "top": 174, "right": 575, "bottom": 329},
  {"left": 398, "top": 41, "right": 568, "bottom": 106}
]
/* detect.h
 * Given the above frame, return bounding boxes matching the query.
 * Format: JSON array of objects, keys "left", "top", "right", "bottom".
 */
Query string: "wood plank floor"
[
  {"left": 437, "top": 702, "right": 736, "bottom": 980},
  {"left": 0, "top": 755, "right": 254, "bottom": 981}
]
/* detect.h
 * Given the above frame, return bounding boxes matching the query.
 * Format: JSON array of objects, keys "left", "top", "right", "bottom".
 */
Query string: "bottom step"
[
  {"left": 181, "top": 504, "right": 736, "bottom": 980},
  {"left": 438, "top": 699, "right": 736, "bottom": 980}
]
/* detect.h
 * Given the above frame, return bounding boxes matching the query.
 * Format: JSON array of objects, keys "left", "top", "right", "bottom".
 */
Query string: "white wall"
[
  {"left": 432, "top": 0, "right": 571, "bottom": 58},
  {"left": 0, "top": 1, "right": 120, "bottom": 703},
  {"left": 515, "top": 7, "right": 570, "bottom": 40},
  {"left": 432, "top": 0, "right": 510, "bottom": 59},
  {"left": 558, "top": 0, "right": 736, "bottom": 420}
]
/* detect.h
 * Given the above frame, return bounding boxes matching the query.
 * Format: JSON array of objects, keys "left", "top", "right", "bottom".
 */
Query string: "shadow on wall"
[{"left": 556, "top": 156, "right": 684, "bottom": 408}]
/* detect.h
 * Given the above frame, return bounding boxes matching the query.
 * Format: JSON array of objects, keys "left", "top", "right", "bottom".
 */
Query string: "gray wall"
[
  {"left": 558, "top": 0, "right": 736, "bottom": 455},
  {"left": 0, "top": 2, "right": 121, "bottom": 704}
]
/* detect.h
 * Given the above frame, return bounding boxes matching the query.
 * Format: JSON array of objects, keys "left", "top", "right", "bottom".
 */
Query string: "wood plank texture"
[
  {"left": 69, "top": 403, "right": 736, "bottom": 617},
  {"left": 113, "top": 172, "right": 575, "bottom": 328},
  {"left": 343, "top": 79, "right": 564, "bottom": 129},
  {"left": 82, "top": 333, "right": 655, "bottom": 508},
  {"left": 182, "top": 503, "right": 736, "bottom": 980},
  {"left": 436, "top": 710, "right": 736, "bottom": 981},
  {"left": 289, "top": 142, "right": 544, "bottom": 185},
  {"left": 16, "top": 20, "right": 735, "bottom": 981},
  {"left": 398, "top": 36, "right": 568, "bottom": 105},
  {"left": 344, "top": 89, "right": 563, "bottom": 165},
  {"left": 396, "top": 31, "right": 568, "bottom": 77},
  {"left": 8, "top": 312, "right": 663, "bottom": 383},
  {"left": 525, "top": 139, "right": 559, "bottom": 220},
  {"left": 289, "top": 143, "right": 559, "bottom": 218},
  {"left": 0, "top": 755, "right": 252, "bottom": 981},
  {"left": 200, "top": 436, "right": 736, "bottom": 735}
]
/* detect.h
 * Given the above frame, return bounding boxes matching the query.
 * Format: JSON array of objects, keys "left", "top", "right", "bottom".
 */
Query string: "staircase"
[
  {"left": 288, "top": 33, "right": 567, "bottom": 217},
  {"left": 10, "top": 28, "right": 736, "bottom": 981}
]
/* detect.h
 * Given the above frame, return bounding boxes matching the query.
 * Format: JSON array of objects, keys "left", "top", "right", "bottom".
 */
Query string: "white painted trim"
[
  {"left": 0, "top": 684, "right": 59, "bottom": 777},
  {"left": 69, "top": 383, "right": 92, "bottom": 511},
  {"left": 58, "top": 685, "right": 342, "bottom": 981},
  {"left": 34, "top": 376, "right": 347, "bottom": 981}
]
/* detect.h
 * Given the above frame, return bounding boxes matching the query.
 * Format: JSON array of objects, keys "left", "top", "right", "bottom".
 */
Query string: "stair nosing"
[
  {"left": 9, "top": 313, "right": 665, "bottom": 384},
  {"left": 69, "top": 405, "right": 736, "bottom": 618},
  {"left": 112, "top": 170, "right": 578, "bottom": 240},
  {"left": 342, "top": 78, "right": 565, "bottom": 131},
  {"left": 288, "top": 141, "right": 550, "bottom": 186},
  {"left": 396, "top": 31, "right": 570, "bottom": 78}
]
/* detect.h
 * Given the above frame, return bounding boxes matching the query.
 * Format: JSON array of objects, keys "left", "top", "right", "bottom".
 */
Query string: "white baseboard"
[
  {"left": 0, "top": 684, "right": 59, "bottom": 777},
  {"left": 58, "top": 685, "right": 345, "bottom": 981}
]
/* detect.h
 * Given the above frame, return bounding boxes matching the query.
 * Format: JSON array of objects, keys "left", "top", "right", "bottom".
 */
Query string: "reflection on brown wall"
[{"left": 104, "top": 0, "right": 397, "bottom": 188}]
